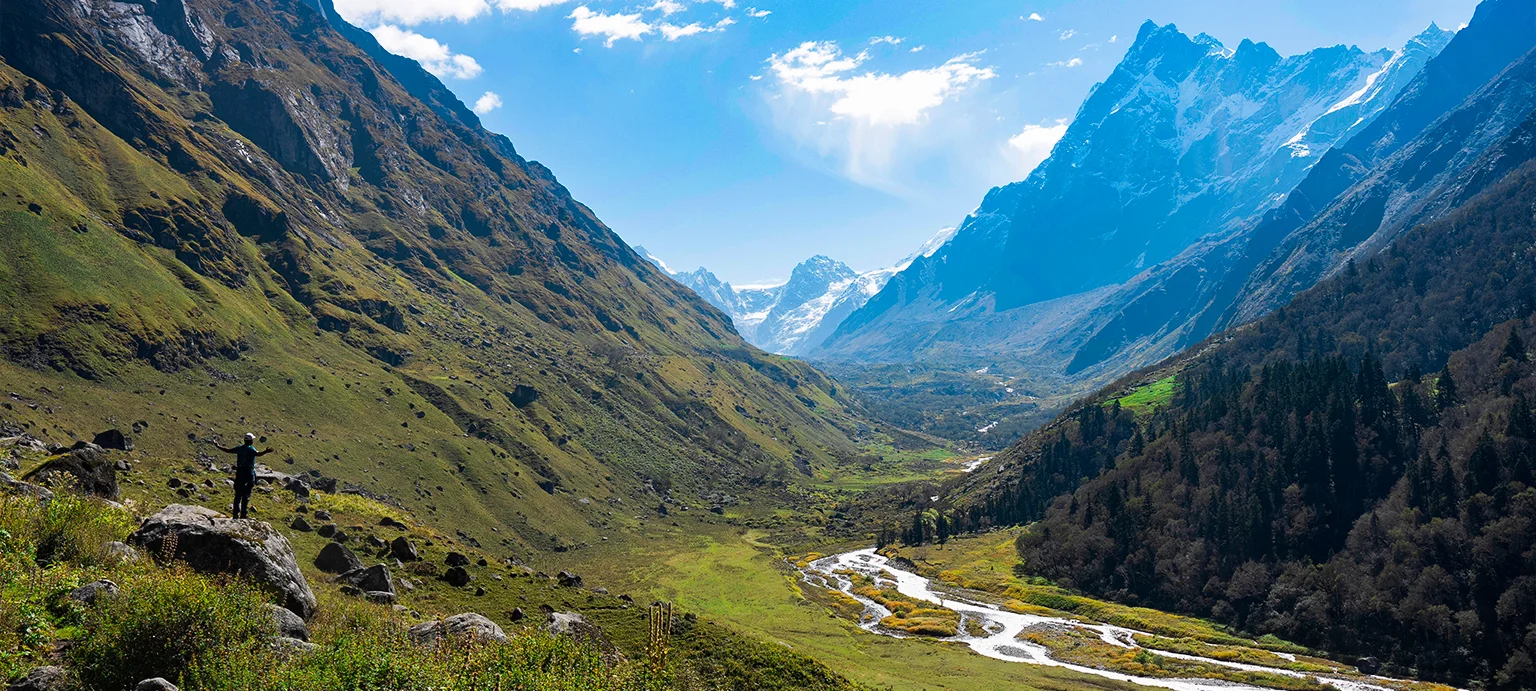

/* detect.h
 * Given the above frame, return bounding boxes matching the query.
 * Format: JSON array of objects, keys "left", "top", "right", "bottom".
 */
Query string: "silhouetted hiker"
[{"left": 218, "top": 433, "right": 273, "bottom": 519}]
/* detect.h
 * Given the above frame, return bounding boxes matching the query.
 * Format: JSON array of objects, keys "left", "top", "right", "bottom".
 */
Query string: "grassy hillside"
[{"left": 0, "top": 0, "right": 893, "bottom": 567}]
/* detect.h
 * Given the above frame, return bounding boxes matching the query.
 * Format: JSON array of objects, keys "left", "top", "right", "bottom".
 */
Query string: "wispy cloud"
[
  {"left": 569, "top": 5, "right": 653, "bottom": 46},
  {"left": 1024, "top": 12, "right": 1043, "bottom": 21},
  {"left": 1046, "top": 57, "right": 1083, "bottom": 68},
  {"left": 746, "top": 7, "right": 770, "bottom": 18},
  {"left": 909, "top": 45, "right": 925, "bottom": 53},
  {"left": 335, "top": 0, "right": 570, "bottom": 26},
  {"left": 1057, "top": 29, "right": 1077, "bottom": 40},
  {"left": 761, "top": 41, "right": 996, "bottom": 189},
  {"left": 660, "top": 17, "right": 734, "bottom": 40},
  {"left": 473, "top": 91, "right": 503, "bottom": 114},
  {"left": 869, "top": 35, "right": 904, "bottom": 46},
  {"left": 369, "top": 25, "right": 483, "bottom": 78},
  {"left": 1004, "top": 121, "right": 1067, "bottom": 177},
  {"left": 648, "top": 0, "right": 685, "bottom": 14}
]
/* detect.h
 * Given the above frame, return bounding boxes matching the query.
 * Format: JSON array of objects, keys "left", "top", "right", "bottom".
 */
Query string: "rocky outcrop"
[
  {"left": 128, "top": 504, "right": 316, "bottom": 619},
  {"left": 22, "top": 447, "right": 118, "bottom": 499},
  {"left": 91, "top": 429, "right": 131, "bottom": 451},
  {"left": 407, "top": 613, "right": 507, "bottom": 646},
  {"left": 390, "top": 536, "right": 419, "bottom": 561}
]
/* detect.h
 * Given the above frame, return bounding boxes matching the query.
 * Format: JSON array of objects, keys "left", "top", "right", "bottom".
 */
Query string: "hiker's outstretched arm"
[{"left": 257, "top": 448, "right": 274, "bottom": 456}]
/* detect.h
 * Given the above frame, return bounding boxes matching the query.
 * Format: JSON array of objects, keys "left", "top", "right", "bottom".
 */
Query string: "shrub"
[{"left": 70, "top": 566, "right": 275, "bottom": 690}]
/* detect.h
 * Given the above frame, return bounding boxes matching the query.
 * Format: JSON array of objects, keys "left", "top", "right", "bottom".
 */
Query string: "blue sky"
[{"left": 333, "top": 0, "right": 1479, "bottom": 285}]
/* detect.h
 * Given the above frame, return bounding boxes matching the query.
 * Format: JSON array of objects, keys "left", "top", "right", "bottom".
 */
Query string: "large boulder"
[
  {"left": 390, "top": 536, "right": 419, "bottom": 561},
  {"left": 557, "top": 571, "right": 583, "bottom": 588},
  {"left": 445, "top": 552, "right": 470, "bottom": 567},
  {"left": 265, "top": 603, "right": 309, "bottom": 641},
  {"left": 442, "top": 566, "right": 471, "bottom": 587},
  {"left": 22, "top": 447, "right": 118, "bottom": 499},
  {"left": 92, "top": 429, "right": 132, "bottom": 451},
  {"left": 133, "top": 679, "right": 177, "bottom": 691},
  {"left": 6, "top": 666, "right": 69, "bottom": 691},
  {"left": 407, "top": 613, "right": 507, "bottom": 647},
  {"left": 314, "top": 542, "right": 362, "bottom": 574},
  {"left": 336, "top": 564, "right": 394, "bottom": 595},
  {"left": 128, "top": 505, "right": 316, "bottom": 620}
]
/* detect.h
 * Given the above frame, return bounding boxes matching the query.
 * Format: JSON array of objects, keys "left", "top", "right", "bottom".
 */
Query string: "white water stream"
[{"left": 802, "top": 549, "right": 1431, "bottom": 691}]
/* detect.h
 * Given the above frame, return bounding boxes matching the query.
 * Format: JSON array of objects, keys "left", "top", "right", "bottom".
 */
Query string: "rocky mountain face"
[
  {"left": 1067, "top": 0, "right": 1536, "bottom": 376},
  {"left": 0, "top": 0, "right": 871, "bottom": 557},
  {"left": 641, "top": 228, "right": 954, "bottom": 356},
  {"left": 816, "top": 20, "right": 1453, "bottom": 377}
]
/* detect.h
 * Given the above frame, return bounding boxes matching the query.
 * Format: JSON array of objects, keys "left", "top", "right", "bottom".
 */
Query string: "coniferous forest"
[{"left": 978, "top": 165, "right": 1536, "bottom": 686}]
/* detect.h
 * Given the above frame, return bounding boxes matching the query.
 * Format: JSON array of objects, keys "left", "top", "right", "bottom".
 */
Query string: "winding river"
[{"left": 802, "top": 549, "right": 1436, "bottom": 691}]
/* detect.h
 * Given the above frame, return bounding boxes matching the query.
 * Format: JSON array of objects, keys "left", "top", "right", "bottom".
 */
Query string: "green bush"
[{"left": 70, "top": 566, "right": 275, "bottom": 690}]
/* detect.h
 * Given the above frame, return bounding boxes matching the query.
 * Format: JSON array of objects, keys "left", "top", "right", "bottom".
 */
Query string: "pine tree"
[
  {"left": 1503, "top": 327, "right": 1527, "bottom": 362},
  {"left": 1436, "top": 366, "right": 1460, "bottom": 410}
]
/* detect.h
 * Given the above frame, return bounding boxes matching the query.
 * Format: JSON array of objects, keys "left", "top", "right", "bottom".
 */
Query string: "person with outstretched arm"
[{"left": 217, "top": 433, "right": 273, "bottom": 519}]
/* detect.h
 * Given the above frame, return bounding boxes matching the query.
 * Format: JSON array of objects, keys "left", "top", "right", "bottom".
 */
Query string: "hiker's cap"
[{"left": 244, "top": 432, "right": 256, "bottom": 442}]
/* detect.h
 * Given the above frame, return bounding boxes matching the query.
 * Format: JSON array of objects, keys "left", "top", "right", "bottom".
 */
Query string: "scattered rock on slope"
[
  {"left": 128, "top": 504, "right": 317, "bottom": 619},
  {"left": 407, "top": 613, "right": 507, "bottom": 646},
  {"left": 315, "top": 542, "right": 363, "bottom": 574},
  {"left": 22, "top": 447, "right": 118, "bottom": 499},
  {"left": 6, "top": 666, "right": 69, "bottom": 691},
  {"left": 336, "top": 564, "right": 394, "bottom": 595},
  {"left": 265, "top": 602, "right": 309, "bottom": 641}
]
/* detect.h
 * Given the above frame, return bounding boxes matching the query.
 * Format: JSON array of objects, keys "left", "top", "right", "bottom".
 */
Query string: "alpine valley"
[{"left": 3, "top": 1, "right": 1535, "bottom": 691}]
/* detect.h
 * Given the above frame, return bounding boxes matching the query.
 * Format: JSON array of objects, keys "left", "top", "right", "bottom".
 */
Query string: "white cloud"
[
  {"left": 746, "top": 7, "right": 770, "bottom": 18},
  {"left": 659, "top": 16, "right": 732, "bottom": 40},
  {"left": 1046, "top": 57, "right": 1083, "bottom": 68},
  {"left": 473, "top": 91, "right": 503, "bottom": 114},
  {"left": 369, "top": 25, "right": 482, "bottom": 78},
  {"left": 698, "top": 0, "right": 736, "bottom": 7},
  {"left": 334, "top": 0, "right": 568, "bottom": 26},
  {"left": 761, "top": 41, "right": 996, "bottom": 189},
  {"left": 869, "top": 35, "right": 904, "bottom": 46},
  {"left": 1057, "top": 29, "right": 1076, "bottom": 40},
  {"left": 1005, "top": 122, "right": 1067, "bottom": 177},
  {"left": 909, "top": 45, "right": 925, "bottom": 53},
  {"left": 1109, "top": 34, "right": 1118, "bottom": 43},
  {"left": 569, "top": 5, "right": 653, "bottom": 46},
  {"left": 1024, "top": 12, "right": 1043, "bottom": 21},
  {"left": 649, "top": 0, "right": 685, "bottom": 15}
]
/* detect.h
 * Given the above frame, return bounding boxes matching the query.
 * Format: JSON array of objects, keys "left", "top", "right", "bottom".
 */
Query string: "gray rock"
[
  {"left": 0, "top": 473, "right": 53, "bottom": 503},
  {"left": 364, "top": 590, "right": 395, "bottom": 604},
  {"left": 284, "top": 478, "right": 310, "bottom": 498},
  {"left": 290, "top": 516, "right": 313, "bottom": 532},
  {"left": 316, "top": 523, "right": 338, "bottom": 538},
  {"left": 445, "top": 552, "right": 469, "bottom": 567},
  {"left": 6, "top": 666, "right": 68, "bottom": 691},
  {"left": 102, "top": 541, "right": 139, "bottom": 563},
  {"left": 314, "top": 542, "right": 362, "bottom": 574},
  {"left": 546, "top": 611, "right": 623, "bottom": 664},
  {"left": 265, "top": 602, "right": 309, "bottom": 641},
  {"left": 22, "top": 447, "right": 118, "bottom": 499},
  {"left": 407, "top": 613, "right": 507, "bottom": 647},
  {"left": 92, "top": 429, "right": 132, "bottom": 451},
  {"left": 128, "top": 504, "right": 316, "bottom": 620},
  {"left": 557, "top": 571, "right": 583, "bottom": 588},
  {"left": 68, "top": 579, "right": 119, "bottom": 605},
  {"left": 132, "top": 678, "right": 176, "bottom": 691},
  {"left": 336, "top": 564, "right": 393, "bottom": 595},
  {"left": 313, "top": 509, "right": 332, "bottom": 521},
  {"left": 442, "top": 566, "right": 471, "bottom": 587},
  {"left": 390, "top": 536, "right": 419, "bottom": 561},
  {"left": 272, "top": 636, "right": 318, "bottom": 658}
]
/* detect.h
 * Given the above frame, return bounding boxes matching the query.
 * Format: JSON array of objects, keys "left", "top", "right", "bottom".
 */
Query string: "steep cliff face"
[
  {"left": 0, "top": 0, "right": 868, "bottom": 554},
  {"left": 820, "top": 22, "right": 1447, "bottom": 368},
  {"left": 1067, "top": 0, "right": 1536, "bottom": 377}
]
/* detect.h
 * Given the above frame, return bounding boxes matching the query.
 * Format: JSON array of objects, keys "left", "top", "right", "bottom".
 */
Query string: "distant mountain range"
[
  {"left": 813, "top": 19, "right": 1462, "bottom": 387},
  {"left": 636, "top": 227, "right": 954, "bottom": 355}
]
